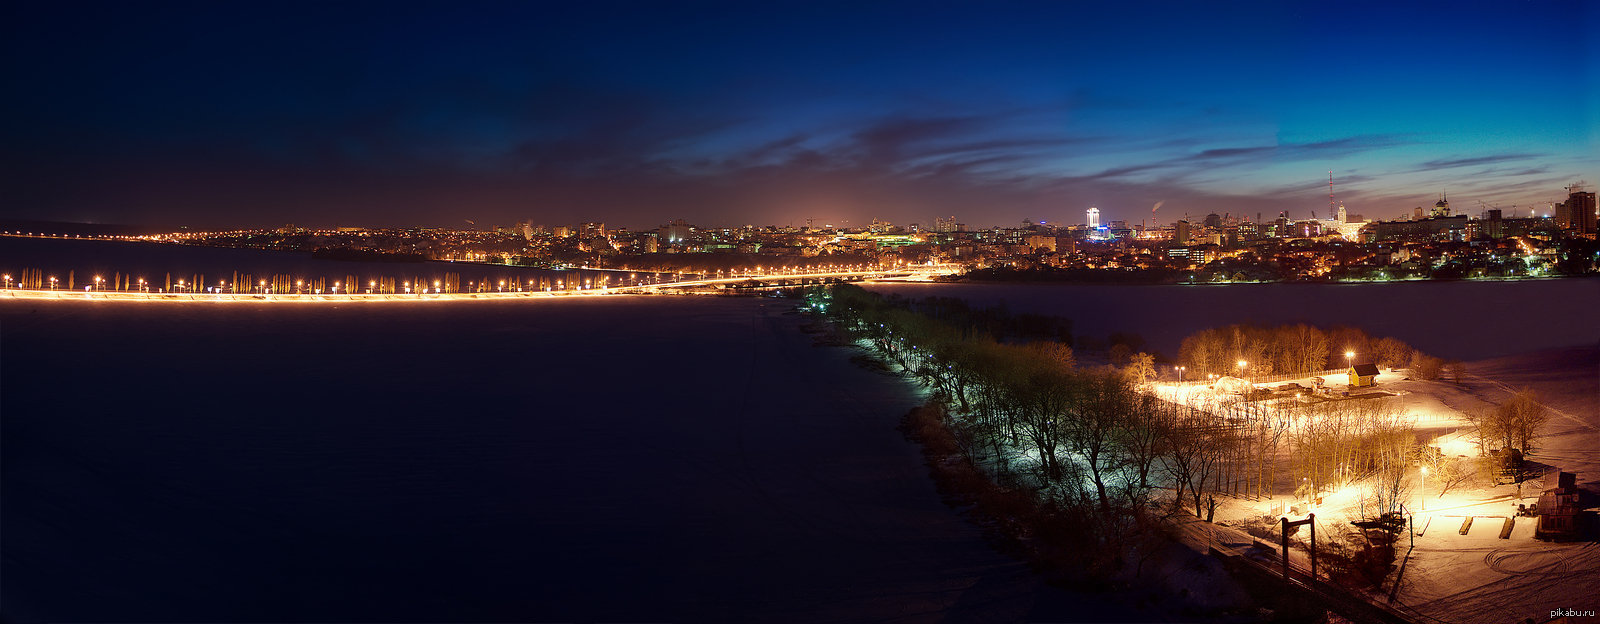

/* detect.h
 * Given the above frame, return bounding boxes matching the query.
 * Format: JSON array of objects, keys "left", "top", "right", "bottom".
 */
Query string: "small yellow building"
[{"left": 1349, "top": 363, "right": 1380, "bottom": 387}]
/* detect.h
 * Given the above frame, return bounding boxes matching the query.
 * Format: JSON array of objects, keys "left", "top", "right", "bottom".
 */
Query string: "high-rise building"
[
  {"left": 1086, "top": 207, "right": 1100, "bottom": 230},
  {"left": 1485, "top": 209, "right": 1505, "bottom": 240},
  {"left": 1173, "top": 220, "right": 1191, "bottom": 243},
  {"left": 1203, "top": 213, "right": 1222, "bottom": 228},
  {"left": 935, "top": 216, "right": 958, "bottom": 233},
  {"left": 1337, "top": 203, "right": 1347, "bottom": 224},
  {"left": 658, "top": 219, "right": 693, "bottom": 244},
  {"left": 1558, "top": 186, "right": 1597, "bottom": 234}
]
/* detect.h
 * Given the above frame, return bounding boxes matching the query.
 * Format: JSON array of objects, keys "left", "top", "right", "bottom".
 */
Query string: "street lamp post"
[
  {"left": 1177, "top": 366, "right": 1186, "bottom": 382},
  {"left": 1238, "top": 360, "right": 1248, "bottom": 380},
  {"left": 1420, "top": 465, "right": 1428, "bottom": 512}
]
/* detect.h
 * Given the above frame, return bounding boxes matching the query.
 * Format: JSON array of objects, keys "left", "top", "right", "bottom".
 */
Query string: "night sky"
[{"left": 2, "top": 0, "right": 1595, "bottom": 231}]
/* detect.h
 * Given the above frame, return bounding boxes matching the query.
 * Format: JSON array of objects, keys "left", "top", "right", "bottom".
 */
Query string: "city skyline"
[{"left": 2, "top": 0, "right": 1596, "bottom": 231}]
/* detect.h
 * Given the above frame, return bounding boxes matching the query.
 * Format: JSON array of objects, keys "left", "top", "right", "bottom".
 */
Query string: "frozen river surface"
[
  {"left": 866, "top": 279, "right": 1600, "bottom": 361},
  {"left": 2, "top": 296, "right": 1119, "bottom": 622}
]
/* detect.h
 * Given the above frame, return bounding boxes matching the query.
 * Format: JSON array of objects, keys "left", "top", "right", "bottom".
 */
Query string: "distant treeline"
[
  {"left": 951, "top": 266, "right": 1183, "bottom": 284},
  {"left": 1177, "top": 324, "right": 1412, "bottom": 378},
  {"left": 620, "top": 252, "right": 877, "bottom": 274},
  {"left": 311, "top": 249, "right": 426, "bottom": 263},
  {"left": 1174, "top": 323, "right": 1466, "bottom": 382}
]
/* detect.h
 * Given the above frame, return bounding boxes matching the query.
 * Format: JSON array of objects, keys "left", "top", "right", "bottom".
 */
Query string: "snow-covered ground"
[{"left": 1153, "top": 346, "right": 1599, "bottom": 623}]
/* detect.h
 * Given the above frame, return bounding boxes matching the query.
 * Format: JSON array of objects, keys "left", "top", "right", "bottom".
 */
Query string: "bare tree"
[
  {"left": 1160, "top": 403, "right": 1233, "bottom": 519},
  {"left": 1374, "top": 337, "right": 1413, "bottom": 370},
  {"left": 1065, "top": 371, "right": 1128, "bottom": 513},
  {"left": 1004, "top": 360, "right": 1075, "bottom": 484},
  {"left": 1179, "top": 332, "right": 1218, "bottom": 377},
  {"left": 1446, "top": 360, "right": 1466, "bottom": 384},
  {"left": 1418, "top": 449, "right": 1477, "bottom": 499},
  {"left": 1032, "top": 341, "right": 1076, "bottom": 372},
  {"left": 1283, "top": 324, "right": 1329, "bottom": 374},
  {"left": 1108, "top": 343, "right": 1132, "bottom": 367},
  {"left": 1501, "top": 390, "right": 1550, "bottom": 453},
  {"left": 1410, "top": 352, "right": 1444, "bottom": 380},
  {"left": 1124, "top": 352, "right": 1155, "bottom": 386},
  {"left": 1465, "top": 389, "right": 1551, "bottom": 454},
  {"left": 1116, "top": 393, "right": 1168, "bottom": 495}
]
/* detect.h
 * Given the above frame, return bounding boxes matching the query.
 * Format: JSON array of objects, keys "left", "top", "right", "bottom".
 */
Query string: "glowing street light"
[
  {"left": 1237, "top": 360, "right": 1248, "bottom": 379},
  {"left": 1177, "top": 366, "right": 1186, "bottom": 383},
  {"left": 1420, "top": 465, "right": 1428, "bottom": 511}
]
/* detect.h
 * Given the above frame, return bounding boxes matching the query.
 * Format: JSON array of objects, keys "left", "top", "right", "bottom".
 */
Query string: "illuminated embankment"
[{"left": 0, "top": 271, "right": 905, "bottom": 302}]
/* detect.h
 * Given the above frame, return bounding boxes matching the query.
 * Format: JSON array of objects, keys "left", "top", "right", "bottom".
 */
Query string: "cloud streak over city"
[{"left": 2, "top": 0, "right": 1595, "bottom": 230}]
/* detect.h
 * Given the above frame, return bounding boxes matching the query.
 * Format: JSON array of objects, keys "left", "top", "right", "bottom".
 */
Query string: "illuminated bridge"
[{"left": 0, "top": 266, "right": 957, "bottom": 303}]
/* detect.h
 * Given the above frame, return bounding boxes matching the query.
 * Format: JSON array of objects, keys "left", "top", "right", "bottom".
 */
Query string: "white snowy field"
[
  {"left": 1154, "top": 347, "right": 1599, "bottom": 623},
  {"left": 1388, "top": 348, "right": 1600, "bottom": 624}
]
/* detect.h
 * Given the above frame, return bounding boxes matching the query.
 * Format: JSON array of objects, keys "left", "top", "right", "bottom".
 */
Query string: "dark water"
[
  {"left": 865, "top": 279, "right": 1600, "bottom": 362},
  {"left": 2, "top": 295, "right": 1135, "bottom": 623}
]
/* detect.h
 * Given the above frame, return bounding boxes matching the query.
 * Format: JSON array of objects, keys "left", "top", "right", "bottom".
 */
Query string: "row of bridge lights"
[
  {"left": 2, "top": 266, "right": 885, "bottom": 294},
  {"left": 0, "top": 275, "right": 528, "bottom": 294}
]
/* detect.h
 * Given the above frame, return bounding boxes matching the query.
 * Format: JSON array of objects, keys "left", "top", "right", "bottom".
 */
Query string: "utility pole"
[{"left": 1281, "top": 513, "right": 1317, "bottom": 582}]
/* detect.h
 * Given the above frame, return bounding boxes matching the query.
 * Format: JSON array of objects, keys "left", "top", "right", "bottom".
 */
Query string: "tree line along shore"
[{"left": 803, "top": 283, "right": 1552, "bottom": 615}]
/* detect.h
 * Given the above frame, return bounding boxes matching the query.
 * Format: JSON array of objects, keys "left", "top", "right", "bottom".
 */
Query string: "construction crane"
[{"left": 1478, "top": 199, "right": 1500, "bottom": 219}]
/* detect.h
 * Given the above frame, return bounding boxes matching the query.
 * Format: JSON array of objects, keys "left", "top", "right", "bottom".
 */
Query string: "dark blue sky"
[{"left": 3, "top": 0, "right": 1595, "bottom": 230}]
